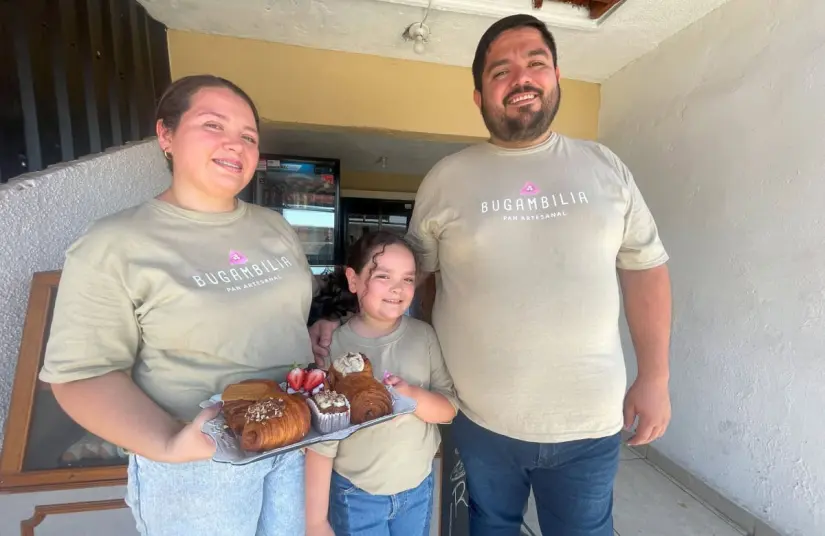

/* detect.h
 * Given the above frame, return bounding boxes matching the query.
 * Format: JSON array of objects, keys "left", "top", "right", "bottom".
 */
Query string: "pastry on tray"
[
  {"left": 329, "top": 352, "right": 393, "bottom": 425},
  {"left": 220, "top": 379, "right": 311, "bottom": 452},
  {"left": 307, "top": 390, "right": 351, "bottom": 434},
  {"left": 328, "top": 351, "right": 374, "bottom": 388}
]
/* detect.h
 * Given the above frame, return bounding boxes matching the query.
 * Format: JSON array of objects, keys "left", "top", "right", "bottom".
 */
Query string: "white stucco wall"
[
  {"left": 0, "top": 140, "right": 169, "bottom": 449},
  {"left": 600, "top": 1, "right": 824, "bottom": 534}
]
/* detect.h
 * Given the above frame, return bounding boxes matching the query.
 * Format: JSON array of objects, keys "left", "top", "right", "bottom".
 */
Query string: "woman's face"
[{"left": 158, "top": 87, "right": 259, "bottom": 201}]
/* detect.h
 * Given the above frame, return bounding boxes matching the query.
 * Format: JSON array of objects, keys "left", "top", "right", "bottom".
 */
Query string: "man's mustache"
[{"left": 503, "top": 85, "right": 544, "bottom": 105}]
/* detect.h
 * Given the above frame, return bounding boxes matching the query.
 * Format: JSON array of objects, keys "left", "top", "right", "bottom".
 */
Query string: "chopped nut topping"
[{"left": 245, "top": 398, "right": 286, "bottom": 423}]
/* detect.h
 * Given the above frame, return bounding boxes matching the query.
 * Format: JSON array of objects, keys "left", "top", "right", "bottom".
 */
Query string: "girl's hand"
[
  {"left": 383, "top": 371, "right": 413, "bottom": 397},
  {"left": 161, "top": 403, "right": 221, "bottom": 463}
]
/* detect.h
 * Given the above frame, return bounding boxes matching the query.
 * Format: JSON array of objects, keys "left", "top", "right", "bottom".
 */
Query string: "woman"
[{"left": 39, "top": 75, "right": 313, "bottom": 536}]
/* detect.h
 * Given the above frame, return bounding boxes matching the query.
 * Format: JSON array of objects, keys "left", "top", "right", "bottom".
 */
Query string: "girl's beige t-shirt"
[
  {"left": 308, "top": 316, "right": 458, "bottom": 495},
  {"left": 39, "top": 199, "right": 316, "bottom": 422}
]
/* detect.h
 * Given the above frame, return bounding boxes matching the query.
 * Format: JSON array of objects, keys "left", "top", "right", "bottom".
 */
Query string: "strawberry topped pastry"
[{"left": 285, "top": 363, "right": 328, "bottom": 398}]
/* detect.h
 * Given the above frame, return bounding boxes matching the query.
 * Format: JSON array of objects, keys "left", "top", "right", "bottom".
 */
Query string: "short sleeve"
[
  {"left": 306, "top": 439, "right": 339, "bottom": 458},
  {"left": 425, "top": 325, "right": 459, "bottom": 416},
  {"left": 39, "top": 246, "right": 140, "bottom": 384},
  {"left": 608, "top": 151, "right": 669, "bottom": 271},
  {"left": 407, "top": 163, "right": 452, "bottom": 274}
]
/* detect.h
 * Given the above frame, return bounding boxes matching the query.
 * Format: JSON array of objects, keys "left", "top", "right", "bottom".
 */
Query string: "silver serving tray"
[{"left": 199, "top": 386, "right": 417, "bottom": 465}]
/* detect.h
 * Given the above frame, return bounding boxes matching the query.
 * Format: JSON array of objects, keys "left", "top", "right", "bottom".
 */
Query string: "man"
[{"left": 310, "top": 14, "right": 672, "bottom": 536}]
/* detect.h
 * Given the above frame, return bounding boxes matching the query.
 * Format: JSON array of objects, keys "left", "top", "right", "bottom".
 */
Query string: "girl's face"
[
  {"left": 346, "top": 244, "right": 417, "bottom": 323},
  {"left": 158, "top": 87, "right": 259, "bottom": 201}
]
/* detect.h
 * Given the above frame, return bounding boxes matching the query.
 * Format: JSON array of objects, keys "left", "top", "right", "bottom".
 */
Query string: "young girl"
[{"left": 305, "top": 231, "right": 458, "bottom": 536}]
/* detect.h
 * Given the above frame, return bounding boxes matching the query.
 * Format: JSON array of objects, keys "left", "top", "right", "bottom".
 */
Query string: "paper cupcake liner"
[{"left": 307, "top": 398, "right": 351, "bottom": 434}]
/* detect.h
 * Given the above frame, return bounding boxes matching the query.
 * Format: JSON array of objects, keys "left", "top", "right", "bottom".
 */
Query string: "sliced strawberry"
[
  {"left": 287, "top": 366, "right": 306, "bottom": 392},
  {"left": 303, "top": 369, "right": 325, "bottom": 392}
]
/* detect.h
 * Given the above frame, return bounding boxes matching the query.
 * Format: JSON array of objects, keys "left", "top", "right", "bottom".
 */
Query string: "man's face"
[{"left": 474, "top": 27, "right": 561, "bottom": 147}]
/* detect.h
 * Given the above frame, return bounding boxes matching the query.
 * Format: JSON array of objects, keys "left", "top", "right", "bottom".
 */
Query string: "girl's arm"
[
  {"left": 52, "top": 372, "right": 219, "bottom": 463},
  {"left": 305, "top": 449, "right": 335, "bottom": 532},
  {"left": 383, "top": 376, "right": 457, "bottom": 423},
  {"left": 384, "top": 324, "right": 459, "bottom": 423}
]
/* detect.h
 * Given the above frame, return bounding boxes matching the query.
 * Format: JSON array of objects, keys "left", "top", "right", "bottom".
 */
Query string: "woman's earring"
[{"left": 163, "top": 150, "right": 172, "bottom": 160}]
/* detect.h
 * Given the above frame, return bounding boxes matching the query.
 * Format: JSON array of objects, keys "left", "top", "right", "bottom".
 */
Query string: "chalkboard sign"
[
  {"left": 438, "top": 422, "right": 538, "bottom": 536},
  {"left": 439, "top": 423, "right": 470, "bottom": 536}
]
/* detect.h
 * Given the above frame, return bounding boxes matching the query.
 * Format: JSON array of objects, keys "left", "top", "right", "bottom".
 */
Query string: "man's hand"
[
  {"left": 308, "top": 319, "right": 340, "bottom": 367},
  {"left": 623, "top": 376, "right": 671, "bottom": 446}
]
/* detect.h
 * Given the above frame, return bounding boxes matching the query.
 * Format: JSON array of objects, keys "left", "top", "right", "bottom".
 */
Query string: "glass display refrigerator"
[{"left": 245, "top": 154, "right": 342, "bottom": 274}]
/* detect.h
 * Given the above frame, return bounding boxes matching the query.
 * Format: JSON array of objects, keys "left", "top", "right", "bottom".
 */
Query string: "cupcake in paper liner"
[{"left": 308, "top": 390, "right": 351, "bottom": 434}]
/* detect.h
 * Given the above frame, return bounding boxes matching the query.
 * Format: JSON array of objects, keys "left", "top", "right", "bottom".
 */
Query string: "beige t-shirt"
[
  {"left": 408, "top": 133, "right": 669, "bottom": 443},
  {"left": 308, "top": 316, "right": 458, "bottom": 495},
  {"left": 40, "top": 199, "right": 316, "bottom": 422}
]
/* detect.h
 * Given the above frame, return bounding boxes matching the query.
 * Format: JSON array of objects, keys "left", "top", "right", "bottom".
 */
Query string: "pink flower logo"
[
  {"left": 229, "top": 250, "right": 248, "bottom": 265},
  {"left": 520, "top": 181, "right": 540, "bottom": 196}
]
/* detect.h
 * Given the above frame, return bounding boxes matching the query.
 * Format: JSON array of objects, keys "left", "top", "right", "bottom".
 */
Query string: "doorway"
[{"left": 340, "top": 197, "right": 415, "bottom": 249}]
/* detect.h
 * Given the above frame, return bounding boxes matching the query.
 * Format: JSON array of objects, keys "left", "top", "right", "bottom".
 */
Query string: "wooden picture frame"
[{"left": 0, "top": 271, "right": 127, "bottom": 492}]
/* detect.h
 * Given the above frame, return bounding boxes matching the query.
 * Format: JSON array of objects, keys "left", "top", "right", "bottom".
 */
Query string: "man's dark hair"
[{"left": 471, "top": 14, "right": 558, "bottom": 92}]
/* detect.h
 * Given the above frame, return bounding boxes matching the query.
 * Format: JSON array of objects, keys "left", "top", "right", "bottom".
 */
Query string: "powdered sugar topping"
[{"left": 333, "top": 352, "right": 365, "bottom": 375}]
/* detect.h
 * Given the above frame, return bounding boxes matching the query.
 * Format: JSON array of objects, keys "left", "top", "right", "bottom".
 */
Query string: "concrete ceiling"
[
  {"left": 260, "top": 124, "right": 471, "bottom": 176},
  {"left": 140, "top": 0, "right": 733, "bottom": 82}
]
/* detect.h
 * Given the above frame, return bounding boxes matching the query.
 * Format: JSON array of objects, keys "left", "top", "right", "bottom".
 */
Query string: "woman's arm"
[
  {"left": 51, "top": 371, "right": 218, "bottom": 463},
  {"left": 305, "top": 449, "right": 335, "bottom": 531}
]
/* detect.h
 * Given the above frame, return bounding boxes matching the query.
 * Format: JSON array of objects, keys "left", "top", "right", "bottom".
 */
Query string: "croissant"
[
  {"left": 222, "top": 379, "right": 282, "bottom": 402},
  {"left": 328, "top": 352, "right": 374, "bottom": 389},
  {"left": 240, "top": 393, "right": 311, "bottom": 452},
  {"left": 334, "top": 374, "right": 393, "bottom": 425},
  {"left": 220, "top": 380, "right": 286, "bottom": 436}
]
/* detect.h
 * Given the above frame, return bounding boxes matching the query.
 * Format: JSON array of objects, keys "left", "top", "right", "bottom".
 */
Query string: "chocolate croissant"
[
  {"left": 223, "top": 379, "right": 282, "bottom": 401},
  {"left": 221, "top": 380, "right": 284, "bottom": 436},
  {"left": 334, "top": 374, "right": 393, "bottom": 425},
  {"left": 239, "top": 393, "right": 311, "bottom": 452},
  {"left": 328, "top": 352, "right": 374, "bottom": 389}
]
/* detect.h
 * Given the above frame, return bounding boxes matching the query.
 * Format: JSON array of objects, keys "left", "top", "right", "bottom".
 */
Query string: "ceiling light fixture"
[{"left": 402, "top": 0, "right": 433, "bottom": 55}]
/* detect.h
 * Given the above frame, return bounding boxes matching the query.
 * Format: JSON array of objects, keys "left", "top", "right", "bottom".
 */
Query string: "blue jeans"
[
  {"left": 452, "top": 411, "right": 620, "bottom": 536},
  {"left": 329, "top": 470, "right": 434, "bottom": 536},
  {"left": 125, "top": 449, "right": 304, "bottom": 536}
]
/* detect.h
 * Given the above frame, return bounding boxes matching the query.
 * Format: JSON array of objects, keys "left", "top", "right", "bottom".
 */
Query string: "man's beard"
[{"left": 481, "top": 84, "right": 561, "bottom": 144}]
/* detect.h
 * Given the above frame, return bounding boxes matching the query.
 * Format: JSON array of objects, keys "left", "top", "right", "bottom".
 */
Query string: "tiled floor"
[{"left": 522, "top": 445, "right": 747, "bottom": 536}]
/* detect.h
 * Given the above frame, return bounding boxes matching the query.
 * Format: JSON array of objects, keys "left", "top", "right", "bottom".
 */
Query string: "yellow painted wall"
[
  {"left": 342, "top": 171, "right": 422, "bottom": 193},
  {"left": 167, "top": 31, "right": 600, "bottom": 141}
]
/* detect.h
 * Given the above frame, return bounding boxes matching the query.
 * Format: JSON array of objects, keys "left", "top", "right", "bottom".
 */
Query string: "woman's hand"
[
  {"left": 306, "top": 521, "right": 335, "bottom": 536},
  {"left": 160, "top": 403, "right": 221, "bottom": 463}
]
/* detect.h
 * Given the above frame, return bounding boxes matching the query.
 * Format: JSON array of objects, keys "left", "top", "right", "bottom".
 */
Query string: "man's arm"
[
  {"left": 619, "top": 264, "right": 671, "bottom": 380},
  {"left": 618, "top": 263, "right": 672, "bottom": 445}
]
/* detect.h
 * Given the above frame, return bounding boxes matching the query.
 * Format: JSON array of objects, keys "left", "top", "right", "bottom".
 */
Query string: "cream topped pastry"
[
  {"left": 313, "top": 391, "right": 348, "bottom": 413},
  {"left": 333, "top": 352, "right": 366, "bottom": 376}
]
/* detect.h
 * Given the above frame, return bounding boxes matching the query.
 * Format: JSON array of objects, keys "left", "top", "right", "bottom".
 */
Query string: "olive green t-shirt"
[
  {"left": 408, "top": 133, "right": 669, "bottom": 443},
  {"left": 39, "top": 199, "right": 316, "bottom": 422},
  {"left": 308, "top": 316, "right": 458, "bottom": 495}
]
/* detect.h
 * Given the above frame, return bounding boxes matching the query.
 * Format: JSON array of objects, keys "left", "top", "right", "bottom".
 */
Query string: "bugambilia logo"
[
  {"left": 192, "top": 250, "right": 295, "bottom": 291},
  {"left": 480, "top": 181, "right": 589, "bottom": 221}
]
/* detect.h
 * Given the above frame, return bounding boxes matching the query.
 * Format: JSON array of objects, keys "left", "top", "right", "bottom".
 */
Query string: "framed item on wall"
[{"left": 0, "top": 271, "right": 128, "bottom": 492}]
